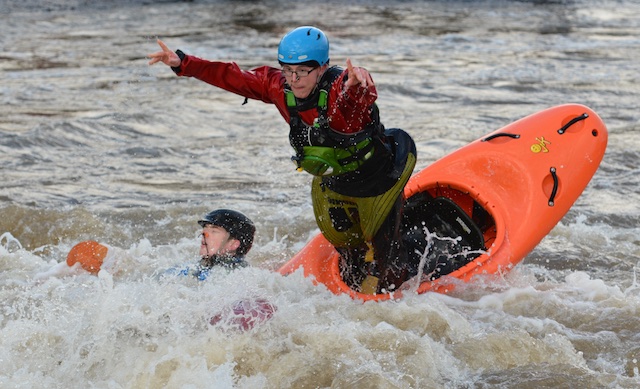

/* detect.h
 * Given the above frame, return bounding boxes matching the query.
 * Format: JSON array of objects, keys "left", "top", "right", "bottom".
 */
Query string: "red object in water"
[
  {"left": 209, "top": 298, "right": 277, "bottom": 331},
  {"left": 66, "top": 240, "right": 108, "bottom": 274}
]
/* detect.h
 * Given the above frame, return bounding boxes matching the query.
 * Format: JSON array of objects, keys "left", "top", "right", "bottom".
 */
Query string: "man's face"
[
  {"left": 200, "top": 224, "right": 239, "bottom": 258},
  {"left": 282, "top": 64, "right": 326, "bottom": 99}
]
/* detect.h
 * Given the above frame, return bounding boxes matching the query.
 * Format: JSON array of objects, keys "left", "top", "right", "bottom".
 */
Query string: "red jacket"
[{"left": 176, "top": 55, "right": 378, "bottom": 134}]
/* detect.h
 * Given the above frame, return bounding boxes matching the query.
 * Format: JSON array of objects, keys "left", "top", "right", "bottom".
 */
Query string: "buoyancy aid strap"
[
  {"left": 284, "top": 66, "right": 340, "bottom": 111},
  {"left": 318, "top": 89, "right": 328, "bottom": 109},
  {"left": 335, "top": 138, "right": 375, "bottom": 165},
  {"left": 285, "top": 89, "right": 296, "bottom": 108},
  {"left": 297, "top": 137, "right": 375, "bottom": 176},
  {"left": 284, "top": 89, "right": 328, "bottom": 116}
]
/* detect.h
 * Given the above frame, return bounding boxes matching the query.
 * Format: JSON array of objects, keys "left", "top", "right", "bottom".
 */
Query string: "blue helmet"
[{"left": 278, "top": 26, "right": 329, "bottom": 66}]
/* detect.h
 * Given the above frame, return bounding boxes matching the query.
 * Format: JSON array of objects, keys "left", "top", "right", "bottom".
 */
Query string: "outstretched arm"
[
  {"left": 146, "top": 38, "right": 286, "bottom": 114},
  {"left": 148, "top": 39, "right": 181, "bottom": 67}
]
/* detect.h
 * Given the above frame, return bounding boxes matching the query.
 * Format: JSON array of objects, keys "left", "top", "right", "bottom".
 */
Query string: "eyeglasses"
[{"left": 281, "top": 67, "right": 317, "bottom": 78}]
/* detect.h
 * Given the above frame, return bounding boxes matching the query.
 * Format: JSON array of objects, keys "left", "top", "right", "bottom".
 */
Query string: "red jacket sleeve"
[
  {"left": 176, "top": 55, "right": 378, "bottom": 135},
  {"left": 176, "top": 55, "right": 291, "bottom": 121},
  {"left": 325, "top": 69, "right": 379, "bottom": 134}
]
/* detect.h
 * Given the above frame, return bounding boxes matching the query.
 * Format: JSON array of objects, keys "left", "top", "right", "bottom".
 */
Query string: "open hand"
[{"left": 147, "top": 39, "right": 181, "bottom": 67}]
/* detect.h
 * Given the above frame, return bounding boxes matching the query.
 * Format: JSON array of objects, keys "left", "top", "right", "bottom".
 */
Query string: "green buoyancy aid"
[{"left": 286, "top": 66, "right": 385, "bottom": 177}]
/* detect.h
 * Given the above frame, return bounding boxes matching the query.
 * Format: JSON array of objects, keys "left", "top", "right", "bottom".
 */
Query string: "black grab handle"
[
  {"left": 482, "top": 133, "right": 521, "bottom": 142},
  {"left": 548, "top": 167, "right": 559, "bottom": 206},
  {"left": 558, "top": 113, "right": 589, "bottom": 134}
]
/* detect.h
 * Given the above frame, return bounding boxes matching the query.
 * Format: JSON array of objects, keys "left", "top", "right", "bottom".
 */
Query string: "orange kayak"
[{"left": 278, "top": 104, "right": 608, "bottom": 301}]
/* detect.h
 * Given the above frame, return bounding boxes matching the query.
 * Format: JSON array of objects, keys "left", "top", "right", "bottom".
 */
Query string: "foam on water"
[{"left": 2, "top": 230, "right": 639, "bottom": 387}]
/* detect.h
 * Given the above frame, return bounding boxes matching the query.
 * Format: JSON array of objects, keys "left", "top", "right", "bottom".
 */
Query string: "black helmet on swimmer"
[{"left": 198, "top": 209, "right": 256, "bottom": 256}]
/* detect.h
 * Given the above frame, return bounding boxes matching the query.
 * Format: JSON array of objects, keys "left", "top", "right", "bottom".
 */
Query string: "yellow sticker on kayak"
[{"left": 531, "top": 136, "right": 551, "bottom": 153}]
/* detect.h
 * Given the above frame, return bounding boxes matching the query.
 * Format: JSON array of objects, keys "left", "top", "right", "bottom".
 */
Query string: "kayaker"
[
  {"left": 56, "top": 209, "right": 254, "bottom": 282},
  {"left": 168, "top": 209, "right": 256, "bottom": 281},
  {"left": 148, "top": 26, "right": 417, "bottom": 294}
]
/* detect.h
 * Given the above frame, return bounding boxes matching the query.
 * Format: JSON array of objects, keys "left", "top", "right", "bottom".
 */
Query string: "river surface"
[{"left": 1, "top": 0, "right": 639, "bottom": 388}]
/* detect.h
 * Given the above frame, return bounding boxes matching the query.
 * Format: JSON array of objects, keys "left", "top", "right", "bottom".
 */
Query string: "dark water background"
[{"left": 1, "top": 1, "right": 639, "bottom": 388}]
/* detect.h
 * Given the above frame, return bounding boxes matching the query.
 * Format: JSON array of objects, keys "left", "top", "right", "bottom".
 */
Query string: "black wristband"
[{"left": 171, "top": 50, "right": 186, "bottom": 73}]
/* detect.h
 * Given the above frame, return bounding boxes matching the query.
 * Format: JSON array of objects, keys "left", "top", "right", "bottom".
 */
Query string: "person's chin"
[{"left": 292, "top": 88, "right": 311, "bottom": 99}]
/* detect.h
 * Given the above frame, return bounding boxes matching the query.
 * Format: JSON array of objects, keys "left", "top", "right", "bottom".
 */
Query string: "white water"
[{"left": 1, "top": 0, "right": 640, "bottom": 387}]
